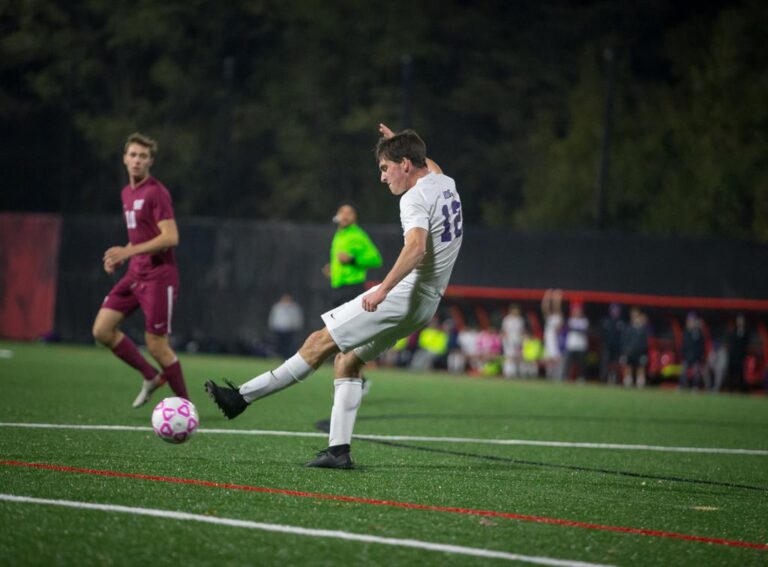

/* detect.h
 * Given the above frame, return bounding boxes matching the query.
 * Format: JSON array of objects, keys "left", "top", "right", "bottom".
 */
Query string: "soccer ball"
[{"left": 151, "top": 397, "right": 199, "bottom": 444}]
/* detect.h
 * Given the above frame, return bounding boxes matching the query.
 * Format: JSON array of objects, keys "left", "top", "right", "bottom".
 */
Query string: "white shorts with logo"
[{"left": 321, "top": 282, "right": 442, "bottom": 363}]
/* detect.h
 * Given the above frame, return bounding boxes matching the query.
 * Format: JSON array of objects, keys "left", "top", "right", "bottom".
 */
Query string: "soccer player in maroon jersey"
[{"left": 92, "top": 133, "right": 189, "bottom": 407}]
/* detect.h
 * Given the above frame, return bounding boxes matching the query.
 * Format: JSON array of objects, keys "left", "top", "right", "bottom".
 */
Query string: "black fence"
[
  {"left": 54, "top": 216, "right": 768, "bottom": 352},
  {"left": 456, "top": 228, "right": 768, "bottom": 298}
]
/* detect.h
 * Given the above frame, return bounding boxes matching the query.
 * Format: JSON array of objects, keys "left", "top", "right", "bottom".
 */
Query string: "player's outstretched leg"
[
  {"left": 205, "top": 352, "right": 316, "bottom": 420},
  {"left": 205, "top": 379, "right": 249, "bottom": 419},
  {"left": 206, "top": 331, "right": 337, "bottom": 421}
]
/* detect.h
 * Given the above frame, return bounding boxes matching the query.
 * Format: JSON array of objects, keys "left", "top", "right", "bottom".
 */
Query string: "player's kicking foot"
[
  {"left": 305, "top": 446, "right": 354, "bottom": 469},
  {"left": 205, "top": 379, "right": 248, "bottom": 419},
  {"left": 132, "top": 374, "right": 166, "bottom": 408}
]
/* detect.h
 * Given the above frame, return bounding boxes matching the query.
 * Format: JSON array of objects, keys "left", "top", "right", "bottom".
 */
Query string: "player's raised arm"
[
  {"left": 425, "top": 157, "right": 443, "bottom": 175},
  {"left": 378, "top": 123, "right": 442, "bottom": 174},
  {"left": 378, "top": 123, "right": 396, "bottom": 139}
]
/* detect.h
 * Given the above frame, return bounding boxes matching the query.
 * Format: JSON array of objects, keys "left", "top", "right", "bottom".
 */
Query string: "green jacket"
[{"left": 330, "top": 224, "right": 382, "bottom": 288}]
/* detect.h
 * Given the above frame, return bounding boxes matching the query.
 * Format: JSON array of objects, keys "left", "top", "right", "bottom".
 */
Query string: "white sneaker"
[{"left": 132, "top": 374, "right": 166, "bottom": 408}]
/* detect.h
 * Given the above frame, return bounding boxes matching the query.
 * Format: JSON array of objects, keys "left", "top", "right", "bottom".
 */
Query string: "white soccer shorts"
[{"left": 321, "top": 282, "right": 441, "bottom": 362}]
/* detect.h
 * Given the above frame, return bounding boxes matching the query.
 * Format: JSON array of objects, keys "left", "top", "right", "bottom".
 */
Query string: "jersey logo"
[
  {"left": 133, "top": 199, "right": 145, "bottom": 210},
  {"left": 443, "top": 190, "right": 454, "bottom": 199}
]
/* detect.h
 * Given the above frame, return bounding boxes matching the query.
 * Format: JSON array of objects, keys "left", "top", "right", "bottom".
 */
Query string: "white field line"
[
  {"left": 1, "top": 422, "right": 767, "bottom": 456},
  {"left": 0, "top": 493, "right": 614, "bottom": 567}
]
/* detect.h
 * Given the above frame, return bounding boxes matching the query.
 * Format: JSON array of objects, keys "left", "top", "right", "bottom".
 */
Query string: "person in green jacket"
[{"left": 323, "top": 204, "right": 383, "bottom": 307}]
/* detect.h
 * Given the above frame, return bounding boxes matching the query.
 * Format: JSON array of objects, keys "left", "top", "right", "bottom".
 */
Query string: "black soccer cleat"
[
  {"left": 204, "top": 379, "right": 249, "bottom": 419},
  {"left": 304, "top": 449, "right": 354, "bottom": 469}
]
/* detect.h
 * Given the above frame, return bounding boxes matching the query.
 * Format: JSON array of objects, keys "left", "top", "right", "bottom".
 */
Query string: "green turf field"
[{"left": 1, "top": 341, "right": 766, "bottom": 566}]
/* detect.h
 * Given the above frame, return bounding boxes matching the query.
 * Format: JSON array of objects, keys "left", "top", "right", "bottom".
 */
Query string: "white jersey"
[
  {"left": 399, "top": 172, "right": 463, "bottom": 295},
  {"left": 501, "top": 313, "right": 525, "bottom": 352},
  {"left": 544, "top": 313, "right": 563, "bottom": 358}
]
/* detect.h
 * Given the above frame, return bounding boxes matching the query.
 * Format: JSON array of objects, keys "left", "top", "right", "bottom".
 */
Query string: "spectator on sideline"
[
  {"left": 456, "top": 324, "right": 481, "bottom": 372},
  {"left": 725, "top": 314, "right": 749, "bottom": 393},
  {"left": 708, "top": 340, "right": 728, "bottom": 392},
  {"left": 268, "top": 294, "right": 304, "bottom": 360},
  {"left": 679, "top": 311, "right": 707, "bottom": 390},
  {"left": 562, "top": 301, "right": 589, "bottom": 381},
  {"left": 322, "top": 204, "right": 383, "bottom": 307},
  {"left": 620, "top": 307, "right": 649, "bottom": 388},
  {"left": 444, "top": 320, "right": 469, "bottom": 374},
  {"left": 410, "top": 317, "right": 449, "bottom": 370},
  {"left": 542, "top": 289, "right": 564, "bottom": 380},
  {"left": 600, "top": 303, "right": 625, "bottom": 384},
  {"left": 476, "top": 325, "right": 503, "bottom": 375},
  {"left": 501, "top": 304, "right": 525, "bottom": 378},
  {"left": 520, "top": 328, "right": 543, "bottom": 378},
  {"left": 443, "top": 318, "right": 460, "bottom": 370}
]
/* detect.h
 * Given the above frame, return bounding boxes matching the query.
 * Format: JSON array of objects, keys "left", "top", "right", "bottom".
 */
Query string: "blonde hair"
[{"left": 124, "top": 132, "right": 158, "bottom": 157}]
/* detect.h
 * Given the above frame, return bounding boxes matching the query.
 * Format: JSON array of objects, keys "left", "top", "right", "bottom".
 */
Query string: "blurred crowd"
[{"left": 375, "top": 289, "right": 766, "bottom": 394}]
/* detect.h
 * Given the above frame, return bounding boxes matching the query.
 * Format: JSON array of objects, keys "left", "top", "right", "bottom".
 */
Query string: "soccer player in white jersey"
[{"left": 205, "top": 123, "right": 463, "bottom": 469}]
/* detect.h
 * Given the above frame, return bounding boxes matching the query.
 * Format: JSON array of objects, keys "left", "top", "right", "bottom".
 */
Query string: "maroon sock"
[
  {"left": 162, "top": 359, "right": 189, "bottom": 400},
  {"left": 112, "top": 336, "right": 158, "bottom": 381}
]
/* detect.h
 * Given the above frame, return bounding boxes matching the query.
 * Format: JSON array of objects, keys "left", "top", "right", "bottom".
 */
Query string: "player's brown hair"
[
  {"left": 124, "top": 132, "right": 158, "bottom": 157},
  {"left": 375, "top": 129, "right": 427, "bottom": 168}
]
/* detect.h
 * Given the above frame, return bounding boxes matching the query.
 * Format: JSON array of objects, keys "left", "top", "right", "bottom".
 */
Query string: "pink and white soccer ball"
[{"left": 151, "top": 397, "right": 199, "bottom": 444}]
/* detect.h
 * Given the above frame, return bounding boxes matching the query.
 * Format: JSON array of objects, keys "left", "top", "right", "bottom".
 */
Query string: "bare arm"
[
  {"left": 361, "top": 227, "right": 427, "bottom": 312},
  {"left": 104, "top": 219, "right": 179, "bottom": 269},
  {"left": 425, "top": 157, "right": 442, "bottom": 175},
  {"left": 378, "top": 123, "right": 442, "bottom": 174}
]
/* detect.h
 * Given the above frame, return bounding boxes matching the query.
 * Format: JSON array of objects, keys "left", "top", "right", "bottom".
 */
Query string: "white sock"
[
  {"left": 328, "top": 378, "right": 363, "bottom": 447},
  {"left": 239, "top": 353, "right": 313, "bottom": 403}
]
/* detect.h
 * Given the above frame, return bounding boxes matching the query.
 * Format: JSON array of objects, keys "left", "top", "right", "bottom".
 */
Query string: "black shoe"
[
  {"left": 304, "top": 449, "right": 354, "bottom": 469},
  {"left": 205, "top": 379, "right": 248, "bottom": 419}
]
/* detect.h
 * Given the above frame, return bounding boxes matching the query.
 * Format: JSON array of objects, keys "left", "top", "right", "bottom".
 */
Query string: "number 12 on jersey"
[{"left": 440, "top": 200, "right": 463, "bottom": 242}]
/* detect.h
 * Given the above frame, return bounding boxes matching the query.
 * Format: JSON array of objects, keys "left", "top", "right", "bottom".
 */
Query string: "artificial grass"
[{"left": 0, "top": 341, "right": 766, "bottom": 566}]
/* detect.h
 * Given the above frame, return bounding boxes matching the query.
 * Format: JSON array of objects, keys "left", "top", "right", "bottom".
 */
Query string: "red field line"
[{"left": 2, "top": 460, "right": 766, "bottom": 551}]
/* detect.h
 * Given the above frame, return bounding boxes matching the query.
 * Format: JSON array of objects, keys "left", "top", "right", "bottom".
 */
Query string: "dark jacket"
[{"left": 682, "top": 328, "right": 705, "bottom": 364}]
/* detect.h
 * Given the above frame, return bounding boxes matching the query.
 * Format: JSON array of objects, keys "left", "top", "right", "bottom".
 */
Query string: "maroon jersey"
[{"left": 120, "top": 176, "right": 178, "bottom": 281}]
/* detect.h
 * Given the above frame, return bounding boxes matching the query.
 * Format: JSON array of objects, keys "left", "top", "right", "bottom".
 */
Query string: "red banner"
[{"left": 0, "top": 213, "right": 62, "bottom": 340}]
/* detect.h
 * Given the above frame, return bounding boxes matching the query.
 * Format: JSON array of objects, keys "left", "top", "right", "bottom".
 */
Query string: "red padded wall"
[{"left": 0, "top": 213, "right": 62, "bottom": 340}]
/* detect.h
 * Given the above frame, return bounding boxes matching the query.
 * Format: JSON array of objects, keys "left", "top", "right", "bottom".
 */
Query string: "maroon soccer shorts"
[{"left": 102, "top": 274, "right": 179, "bottom": 335}]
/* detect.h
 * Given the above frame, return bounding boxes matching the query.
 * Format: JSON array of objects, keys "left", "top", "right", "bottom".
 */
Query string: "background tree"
[{"left": 2, "top": 0, "right": 766, "bottom": 241}]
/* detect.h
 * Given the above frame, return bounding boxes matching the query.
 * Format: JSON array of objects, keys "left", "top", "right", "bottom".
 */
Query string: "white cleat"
[
  {"left": 132, "top": 374, "right": 166, "bottom": 408},
  {"left": 361, "top": 377, "right": 372, "bottom": 397}
]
